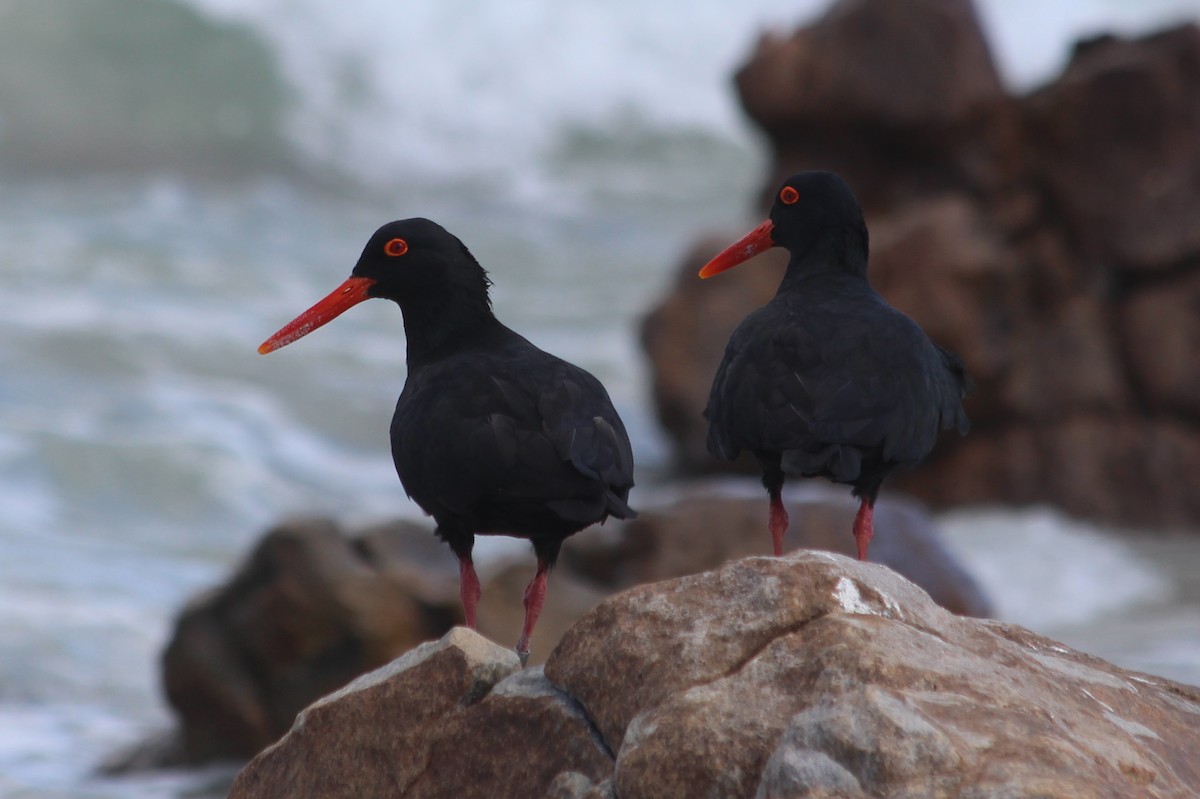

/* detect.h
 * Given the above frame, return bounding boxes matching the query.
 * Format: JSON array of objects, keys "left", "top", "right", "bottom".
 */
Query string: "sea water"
[{"left": 2, "top": 0, "right": 1199, "bottom": 796}]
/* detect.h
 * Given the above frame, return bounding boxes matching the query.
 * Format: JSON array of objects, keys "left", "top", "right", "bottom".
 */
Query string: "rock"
[
  {"left": 227, "top": 554, "right": 1200, "bottom": 797},
  {"left": 544, "top": 553, "right": 1200, "bottom": 798},
  {"left": 561, "top": 482, "right": 991, "bottom": 618},
  {"left": 733, "top": 0, "right": 1012, "bottom": 210},
  {"left": 644, "top": 0, "right": 1200, "bottom": 528},
  {"left": 996, "top": 295, "right": 1133, "bottom": 422},
  {"left": 899, "top": 416, "right": 1200, "bottom": 524},
  {"left": 161, "top": 517, "right": 461, "bottom": 763},
  {"left": 155, "top": 489, "right": 985, "bottom": 767},
  {"left": 1119, "top": 269, "right": 1200, "bottom": 417},
  {"left": 1023, "top": 26, "right": 1200, "bottom": 273},
  {"left": 407, "top": 668, "right": 613, "bottom": 797},
  {"left": 228, "top": 629, "right": 612, "bottom": 799},
  {"left": 228, "top": 628, "right": 519, "bottom": 797}
]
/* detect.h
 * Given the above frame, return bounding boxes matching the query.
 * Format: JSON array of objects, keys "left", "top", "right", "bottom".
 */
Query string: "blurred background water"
[{"left": 1, "top": 0, "right": 1199, "bottom": 796}]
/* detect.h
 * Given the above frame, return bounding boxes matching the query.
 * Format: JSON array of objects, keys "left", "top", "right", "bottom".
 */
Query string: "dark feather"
[
  {"left": 392, "top": 326, "right": 635, "bottom": 563},
  {"left": 706, "top": 269, "right": 970, "bottom": 502}
]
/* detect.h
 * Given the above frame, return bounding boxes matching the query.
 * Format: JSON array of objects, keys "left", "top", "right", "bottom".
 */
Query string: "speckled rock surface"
[{"left": 231, "top": 553, "right": 1200, "bottom": 798}]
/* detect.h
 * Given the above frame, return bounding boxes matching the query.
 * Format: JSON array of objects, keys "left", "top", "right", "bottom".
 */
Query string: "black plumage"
[
  {"left": 260, "top": 218, "right": 635, "bottom": 663},
  {"left": 699, "top": 172, "right": 970, "bottom": 559}
]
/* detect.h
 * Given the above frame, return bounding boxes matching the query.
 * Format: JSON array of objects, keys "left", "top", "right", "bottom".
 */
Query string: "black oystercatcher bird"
[
  {"left": 259, "top": 218, "right": 636, "bottom": 664},
  {"left": 699, "top": 172, "right": 971, "bottom": 560}
]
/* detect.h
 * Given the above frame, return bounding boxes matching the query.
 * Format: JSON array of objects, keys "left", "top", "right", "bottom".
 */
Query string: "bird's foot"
[{"left": 853, "top": 501, "right": 874, "bottom": 561}]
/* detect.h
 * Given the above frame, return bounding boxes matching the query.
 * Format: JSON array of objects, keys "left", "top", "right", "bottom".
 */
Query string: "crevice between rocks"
[{"left": 542, "top": 677, "right": 618, "bottom": 763}]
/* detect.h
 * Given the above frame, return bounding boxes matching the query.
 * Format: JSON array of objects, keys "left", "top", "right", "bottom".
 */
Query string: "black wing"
[
  {"left": 391, "top": 335, "right": 635, "bottom": 534},
  {"left": 705, "top": 286, "right": 969, "bottom": 480}
]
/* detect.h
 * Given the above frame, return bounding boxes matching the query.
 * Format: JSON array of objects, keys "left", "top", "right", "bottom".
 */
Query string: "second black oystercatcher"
[
  {"left": 699, "top": 171, "right": 971, "bottom": 560},
  {"left": 259, "top": 218, "right": 636, "bottom": 664}
]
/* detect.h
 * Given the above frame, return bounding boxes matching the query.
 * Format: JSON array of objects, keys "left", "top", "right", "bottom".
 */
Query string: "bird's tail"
[
  {"left": 604, "top": 488, "right": 637, "bottom": 520},
  {"left": 936, "top": 345, "right": 973, "bottom": 435}
]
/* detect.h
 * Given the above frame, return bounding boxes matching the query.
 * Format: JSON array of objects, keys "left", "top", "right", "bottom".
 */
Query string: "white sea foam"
[
  {"left": 936, "top": 507, "right": 1169, "bottom": 631},
  {"left": 181, "top": 0, "right": 1200, "bottom": 198}
]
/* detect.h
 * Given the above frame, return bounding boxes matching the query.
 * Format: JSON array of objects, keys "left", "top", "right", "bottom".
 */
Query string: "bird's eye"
[
  {"left": 779, "top": 186, "right": 800, "bottom": 205},
  {"left": 384, "top": 237, "right": 409, "bottom": 257}
]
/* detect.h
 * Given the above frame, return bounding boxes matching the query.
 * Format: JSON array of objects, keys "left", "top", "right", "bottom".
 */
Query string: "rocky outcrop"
[
  {"left": 229, "top": 553, "right": 1200, "bottom": 798},
  {"left": 642, "top": 0, "right": 1200, "bottom": 528},
  {"left": 154, "top": 492, "right": 987, "bottom": 765},
  {"left": 733, "top": 0, "right": 1013, "bottom": 210},
  {"left": 1023, "top": 26, "right": 1200, "bottom": 274}
]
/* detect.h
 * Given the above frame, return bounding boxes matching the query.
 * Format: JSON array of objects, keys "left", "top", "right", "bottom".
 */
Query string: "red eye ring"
[
  {"left": 779, "top": 186, "right": 800, "bottom": 205},
  {"left": 384, "top": 237, "right": 409, "bottom": 257}
]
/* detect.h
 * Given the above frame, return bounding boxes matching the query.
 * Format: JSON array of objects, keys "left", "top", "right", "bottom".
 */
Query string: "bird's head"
[
  {"left": 258, "top": 218, "right": 492, "bottom": 354},
  {"left": 698, "top": 171, "right": 868, "bottom": 279}
]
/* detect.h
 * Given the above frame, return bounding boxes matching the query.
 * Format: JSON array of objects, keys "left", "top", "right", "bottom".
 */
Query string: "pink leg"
[
  {"left": 515, "top": 558, "right": 549, "bottom": 667},
  {"left": 458, "top": 557, "right": 482, "bottom": 629},
  {"left": 853, "top": 500, "right": 875, "bottom": 561},
  {"left": 768, "top": 488, "right": 789, "bottom": 557}
]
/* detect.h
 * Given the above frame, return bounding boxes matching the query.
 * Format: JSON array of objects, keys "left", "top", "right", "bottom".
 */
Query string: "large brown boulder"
[
  {"left": 733, "top": 0, "right": 1014, "bottom": 210},
  {"left": 229, "top": 554, "right": 1200, "bottom": 798},
  {"left": 643, "top": 0, "right": 1200, "bottom": 528},
  {"left": 548, "top": 554, "right": 1200, "bottom": 798},
  {"left": 1023, "top": 26, "right": 1200, "bottom": 273}
]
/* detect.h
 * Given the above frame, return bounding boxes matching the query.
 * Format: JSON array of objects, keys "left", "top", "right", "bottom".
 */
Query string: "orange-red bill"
[
  {"left": 697, "top": 219, "right": 777, "bottom": 278},
  {"left": 258, "top": 276, "right": 376, "bottom": 354}
]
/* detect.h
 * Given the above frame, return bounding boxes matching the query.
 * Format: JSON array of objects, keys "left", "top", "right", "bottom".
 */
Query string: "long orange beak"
[
  {"left": 697, "top": 219, "right": 777, "bottom": 278},
  {"left": 258, "top": 276, "right": 377, "bottom": 354}
]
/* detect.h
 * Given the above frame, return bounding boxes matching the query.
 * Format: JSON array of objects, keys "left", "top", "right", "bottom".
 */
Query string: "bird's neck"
[
  {"left": 779, "top": 226, "right": 869, "bottom": 291},
  {"left": 398, "top": 291, "right": 500, "bottom": 367}
]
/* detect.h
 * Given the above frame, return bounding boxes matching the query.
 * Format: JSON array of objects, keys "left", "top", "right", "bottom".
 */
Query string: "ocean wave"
[
  {"left": 5, "top": 0, "right": 1198, "bottom": 203},
  {"left": 937, "top": 507, "right": 1169, "bottom": 630},
  {"left": 0, "top": 0, "right": 291, "bottom": 175}
]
